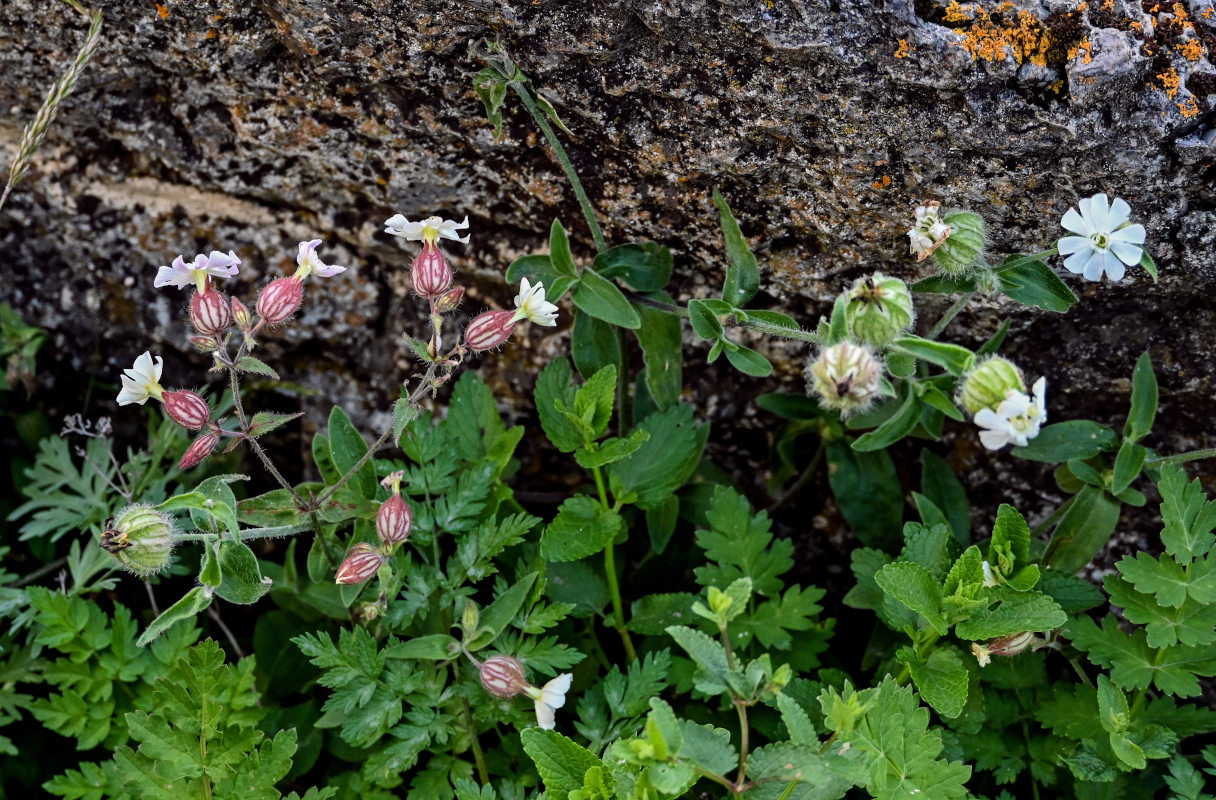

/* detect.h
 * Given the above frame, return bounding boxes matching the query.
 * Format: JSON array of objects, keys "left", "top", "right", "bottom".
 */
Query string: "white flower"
[
  {"left": 529, "top": 673, "right": 572, "bottom": 730},
  {"left": 981, "top": 560, "right": 1000, "bottom": 587},
  {"left": 117, "top": 351, "right": 165, "bottom": 406},
  {"left": 907, "top": 201, "right": 951, "bottom": 261},
  {"left": 154, "top": 251, "right": 241, "bottom": 292},
  {"left": 512, "top": 278, "right": 559, "bottom": 326},
  {"left": 971, "top": 642, "right": 992, "bottom": 668},
  {"left": 1057, "top": 193, "right": 1146, "bottom": 282},
  {"left": 975, "top": 377, "right": 1047, "bottom": 450},
  {"left": 295, "top": 239, "right": 347, "bottom": 279},
  {"left": 384, "top": 214, "right": 470, "bottom": 245}
]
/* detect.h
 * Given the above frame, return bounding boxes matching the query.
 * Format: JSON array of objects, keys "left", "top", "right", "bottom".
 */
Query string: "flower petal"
[
  {"left": 1088, "top": 193, "right": 1111, "bottom": 232},
  {"left": 1102, "top": 253, "right": 1126, "bottom": 281},
  {"left": 1081, "top": 250, "right": 1106, "bottom": 281},
  {"left": 979, "top": 428, "right": 1011, "bottom": 450},
  {"left": 1062, "top": 249, "right": 1092, "bottom": 275},
  {"left": 1109, "top": 241, "right": 1142, "bottom": 267},
  {"left": 1107, "top": 196, "right": 1131, "bottom": 229},
  {"left": 1110, "top": 223, "right": 1146, "bottom": 246},
  {"left": 1057, "top": 235, "right": 1090, "bottom": 256},
  {"left": 1060, "top": 207, "right": 1092, "bottom": 236}
]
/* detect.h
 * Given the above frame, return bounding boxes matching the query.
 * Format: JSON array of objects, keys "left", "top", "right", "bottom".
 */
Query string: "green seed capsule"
[
  {"left": 101, "top": 505, "right": 175, "bottom": 576},
  {"left": 960, "top": 356, "right": 1026, "bottom": 414},
  {"left": 845, "top": 273, "right": 915, "bottom": 346}
]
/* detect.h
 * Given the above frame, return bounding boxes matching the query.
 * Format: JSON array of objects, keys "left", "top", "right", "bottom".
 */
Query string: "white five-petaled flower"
[
  {"left": 525, "top": 673, "right": 573, "bottom": 730},
  {"left": 975, "top": 377, "right": 1047, "bottom": 450},
  {"left": 154, "top": 251, "right": 241, "bottom": 292},
  {"left": 116, "top": 351, "right": 165, "bottom": 406},
  {"left": 906, "top": 201, "right": 952, "bottom": 261},
  {"left": 384, "top": 214, "right": 470, "bottom": 245},
  {"left": 295, "top": 239, "right": 347, "bottom": 280},
  {"left": 512, "top": 278, "right": 559, "bottom": 326},
  {"left": 1057, "top": 193, "right": 1146, "bottom": 282}
]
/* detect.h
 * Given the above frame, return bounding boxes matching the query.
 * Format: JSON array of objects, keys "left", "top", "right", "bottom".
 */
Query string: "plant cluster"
[{"left": 1, "top": 41, "right": 1214, "bottom": 800}]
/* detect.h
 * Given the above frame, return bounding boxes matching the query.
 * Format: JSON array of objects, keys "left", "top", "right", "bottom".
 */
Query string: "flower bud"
[
  {"left": 376, "top": 494, "right": 412, "bottom": 547},
  {"left": 179, "top": 429, "right": 220, "bottom": 469},
  {"left": 231, "top": 296, "right": 253, "bottom": 330},
  {"left": 932, "top": 210, "right": 986, "bottom": 275},
  {"left": 162, "top": 390, "right": 210, "bottom": 430},
  {"left": 806, "top": 341, "right": 883, "bottom": 417},
  {"left": 960, "top": 357, "right": 1025, "bottom": 415},
  {"left": 412, "top": 241, "right": 453, "bottom": 298},
  {"left": 434, "top": 286, "right": 465, "bottom": 314},
  {"left": 480, "top": 655, "right": 529, "bottom": 698},
  {"left": 189, "top": 286, "right": 232, "bottom": 336},
  {"left": 463, "top": 310, "right": 517, "bottom": 352},
  {"left": 257, "top": 276, "right": 304, "bottom": 325},
  {"left": 335, "top": 543, "right": 387, "bottom": 585},
  {"left": 987, "top": 630, "right": 1038, "bottom": 657},
  {"left": 189, "top": 335, "right": 219, "bottom": 352},
  {"left": 845, "top": 273, "right": 915, "bottom": 346},
  {"left": 101, "top": 504, "right": 175, "bottom": 576},
  {"left": 461, "top": 600, "right": 480, "bottom": 633}
]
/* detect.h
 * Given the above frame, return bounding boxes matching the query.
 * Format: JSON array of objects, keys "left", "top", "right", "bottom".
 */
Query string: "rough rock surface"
[{"left": 2, "top": 0, "right": 1214, "bottom": 536}]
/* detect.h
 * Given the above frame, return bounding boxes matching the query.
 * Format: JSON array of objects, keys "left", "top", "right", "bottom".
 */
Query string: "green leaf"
[
  {"left": 608, "top": 403, "right": 708, "bottom": 510},
  {"left": 665, "top": 625, "right": 730, "bottom": 695},
  {"left": 911, "top": 274, "right": 977, "bottom": 293},
  {"left": 852, "top": 388, "right": 921, "bottom": 451},
  {"left": 328, "top": 406, "right": 375, "bottom": 499},
  {"left": 898, "top": 645, "right": 970, "bottom": 719},
  {"left": 384, "top": 634, "right": 459, "bottom": 661},
  {"left": 628, "top": 593, "right": 697, "bottom": 635},
  {"left": 573, "top": 365, "right": 618, "bottom": 440},
  {"left": 542, "top": 496, "right": 624, "bottom": 563},
  {"left": 724, "top": 343, "right": 772, "bottom": 377},
  {"left": 1067, "top": 615, "right": 1216, "bottom": 697},
  {"left": 1036, "top": 567, "right": 1105, "bottom": 613},
  {"left": 921, "top": 451, "right": 970, "bottom": 544},
  {"left": 646, "top": 494, "right": 679, "bottom": 555},
  {"left": 521, "top": 728, "right": 603, "bottom": 800},
  {"left": 954, "top": 588, "right": 1066, "bottom": 640},
  {"left": 1012, "top": 420, "right": 1119, "bottom": 463},
  {"left": 989, "top": 503, "right": 1030, "bottom": 572},
  {"left": 213, "top": 540, "right": 272, "bottom": 605},
  {"left": 235, "top": 355, "right": 280, "bottom": 379},
  {"left": 1112, "top": 441, "right": 1148, "bottom": 494},
  {"left": 1159, "top": 464, "right": 1216, "bottom": 565},
  {"left": 473, "top": 68, "right": 508, "bottom": 138},
  {"left": 977, "top": 317, "right": 1011, "bottom": 356},
  {"left": 826, "top": 441, "right": 902, "bottom": 550},
  {"left": 1124, "top": 351, "right": 1158, "bottom": 442},
  {"left": 1110, "top": 732, "right": 1146, "bottom": 770},
  {"left": 1140, "top": 248, "right": 1159, "bottom": 281},
  {"left": 920, "top": 384, "right": 964, "bottom": 421},
  {"left": 549, "top": 218, "right": 580, "bottom": 277},
  {"left": 875, "top": 561, "right": 946, "bottom": 635},
  {"left": 137, "top": 588, "right": 212, "bottom": 646},
  {"left": 593, "top": 242, "right": 673, "bottom": 291},
  {"left": 693, "top": 486, "right": 792, "bottom": 596},
  {"left": 890, "top": 335, "right": 976, "bottom": 376},
  {"left": 571, "top": 268, "right": 641, "bottom": 329},
  {"left": 755, "top": 393, "right": 824, "bottom": 421},
  {"left": 687, "top": 298, "right": 724, "bottom": 341},
  {"left": 247, "top": 410, "right": 303, "bottom": 438},
  {"left": 1105, "top": 574, "right": 1216, "bottom": 648},
  {"left": 476, "top": 572, "right": 539, "bottom": 646},
  {"left": 572, "top": 310, "right": 622, "bottom": 381},
  {"left": 507, "top": 254, "right": 579, "bottom": 302},
  {"left": 575, "top": 429, "right": 650, "bottom": 469},
  {"left": 1043, "top": 485, "right": 1122, "bottom": 574},
  {"left": 996, "top": 255, "right": 1078, "bottom": 312},
  {"left": 535, "top": 359, "right": 584, "bottom": 453},
  {"left": 712, "top": 188, "right": 759, "bottom": 307},
  {"left": 1116, "top": 551, "right": 1192, "bottom": 608},
  {"left": 1097, "top": 674, "right": 1130, "bottom": 733},
  {"left": 633, "top": 291, "right": 683, "bottom": 410}
]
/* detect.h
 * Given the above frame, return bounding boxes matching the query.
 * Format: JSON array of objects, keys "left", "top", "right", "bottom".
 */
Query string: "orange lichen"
[
  {"left": 872, "top": 175, "right": 892, "bottom": 189},
  {"left": 1158, "top": 67, "right": 1181, "bottom": 99},
  {"left": 1178, "top": 97, "right": 1200, "bottom": 117},
  {"left": 948, "top": 3, "right": 1064, "bottom": 67},
  {"left": 1177, "top": 38, "right": 1205, "bottom": 61},
  {"left": 205, "top": 27, "right": 217, "bottom": 39},
  {"left": 895, "top": 39, "right": 910, "bottom": 58},
  {"left": 1078, "top": 38, "right": 1092, "bottom": 64},
  {"left": 155, "top": 3, "right": 168, "bottom": 19},
  {"left": 1203, "top": 7, "right": 1212, "bottom": 18}
]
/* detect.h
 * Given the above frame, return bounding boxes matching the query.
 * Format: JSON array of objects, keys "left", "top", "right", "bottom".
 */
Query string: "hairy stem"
[
  {"left": 509, "top": 81, "right": 607, "bottom": 254},
  {"left": 925, "top": 292, "right": 975, "bottom": 340},
  {"left": 625, "top": 290, "right": 820, "bottom": 344},
  {"left": 734, "top": 698, "right": 751, "bottom": 791},
  {"left": 1145, "top": 448, "right": 1216, "bottom": 467},
  {"left": 455, "top": 672, "right": 490, "bottom": 785}
]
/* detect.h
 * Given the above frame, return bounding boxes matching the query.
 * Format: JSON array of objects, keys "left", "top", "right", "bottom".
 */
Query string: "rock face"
[{"left": 1, "top": 0, "right": 1214, "bottom": 502}]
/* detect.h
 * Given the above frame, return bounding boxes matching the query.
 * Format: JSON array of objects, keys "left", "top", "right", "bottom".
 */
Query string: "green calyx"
[
  {"left": 933, "top": 211, "right": 986, "bottom": 275},
  {"left": 960, "top": 356, "right": 1025, "bottom": 414},
  {"left": 101, "top": 505, "right": 176, "bottom": 576},
  {"left": 845, "top": 273, "right": 915, "bottom": 346}
]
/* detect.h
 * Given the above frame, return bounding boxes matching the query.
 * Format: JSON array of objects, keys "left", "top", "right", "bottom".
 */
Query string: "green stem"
[
  {"left": 1145, "top": 448, "right": 1216, "bottom": 467},
  {"left": 692, "top": 766, "right": 739, "bottom": 795},
  {"left": 1030, "top": 495, "right": 1076, "bottom": 539},
  {"left": 509, "top": 81, "right": 607, "bottom": 254},
  {"left": 455, "top": 671, "right": 490, "bottom": 785},
  {"left": 174, "top": 524, "right": 311, "bottom": 543},
  {"left": 925, "top": 292, "right": 975, "bottom": 340},
  {"left": 734, "top": 698, "right": 751, "bottom": 789},
  {"left": 626, "top": 290, "right": 820, "bottom": 344},
  {"left": 771, "top": 438, "right": 826, "bottom": 511},
  {"left": 594, "top": 466, "right": 636, "bottom": 662}
]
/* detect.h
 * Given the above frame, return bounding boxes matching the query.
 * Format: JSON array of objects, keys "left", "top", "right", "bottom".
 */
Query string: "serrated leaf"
[
  {"left": 693, "top": 486, "right": 791, "bottom": 596},
  {"left": 541, "top": 496, "right": 623, "bottom": 563},
  {"left": 608, "top": 403, "right": 707, "bottom": 510},
  {"left": 665, "top": 625, "right": 730, "bottom": 695},
  {"left": 575, "top": 429, "right": 650, "bottom": 469},
  {"left": 521, "top": 728, "right": 603, "bottom": 800},
  {"left": 535, "top": 359, "right": 584, "bottom": 453},
  {"left": 989, "top": 503, "right": 1030, "bottom": 574},
  {"left": 898, "top": 645, "right": 970, "bottom": 718},
  {"left": 874, "top": 561, "right": 946, "bottom": 635},
  {"left": 1117, "top": 551, "right": 1191, "bottom": 608},
  {"left": 1159, "top": 464, "right": 1216, "bottom": 565},
  {"left": 1105, "top": 574, "right": 1216, "bottom": 647},
  {"left": 825, "top": 441, "right": 902, "bottom": 550},
  {"left": 953, "top": 588, "right": 1066, "bottom": 640},
  {"left": 573, "top": 365, "right": 617, "bottom": 440},
  {"left": 1067, "top": 615, "right": 1216, "bottom": 697}
]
